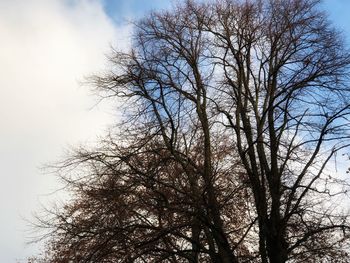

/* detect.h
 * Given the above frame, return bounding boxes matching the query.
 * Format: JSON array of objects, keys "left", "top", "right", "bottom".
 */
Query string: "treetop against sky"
[
  {"left": 30, "top": 0, "right": 350, "bottom": 262},
  {"left": 0, "top": 0, "right": 349, "bottom": 262}
]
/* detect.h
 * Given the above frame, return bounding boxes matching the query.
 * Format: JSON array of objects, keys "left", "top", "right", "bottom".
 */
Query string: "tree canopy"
[{"left": 33, "top": 0, "right": 350, "bottom": 262}]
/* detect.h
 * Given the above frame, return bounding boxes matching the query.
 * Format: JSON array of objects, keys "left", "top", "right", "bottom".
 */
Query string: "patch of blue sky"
[
  {"left": 100, "top": 0, "right": 350, "bottom": 44},
  {"left": 101, "top": 0, "right": 173, "bottom": 24},
  {"left": 322, "top": 0, "right": 350, "bottom": 45}
]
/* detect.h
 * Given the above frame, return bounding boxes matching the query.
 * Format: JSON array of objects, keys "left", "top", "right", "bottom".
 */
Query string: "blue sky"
[
  {"left": 0, "top": 0, "right": 349, "bottom": 262},
  {"left": 101, "top": 0, "right": 350, "bottom": 33},
  {"left": 323, "top": 0, "right": 350, "bottom": 44},
  {"left": 101, "top": 0, "right": 172, "bottom": 23},
  {"left": 99, "top": 0, "right": 350, "bottom": 42}
]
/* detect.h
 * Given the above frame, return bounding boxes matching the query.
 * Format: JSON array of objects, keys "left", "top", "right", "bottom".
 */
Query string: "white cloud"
[{"left": 0, "top": 0, "right": 129, "bottom": 261}]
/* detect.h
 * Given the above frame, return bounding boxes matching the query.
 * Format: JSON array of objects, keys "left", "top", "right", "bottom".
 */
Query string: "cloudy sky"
[{"left": 0, "top": 0, "right": 349, "bottom": 262}]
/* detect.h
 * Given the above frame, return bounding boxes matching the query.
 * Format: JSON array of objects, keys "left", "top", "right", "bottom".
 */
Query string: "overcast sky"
[{"left": 0, "top": 0, "right": 349, "bottom": 262}]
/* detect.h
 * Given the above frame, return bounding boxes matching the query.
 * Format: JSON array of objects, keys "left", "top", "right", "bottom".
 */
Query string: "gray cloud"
[{"left": 0, "top": 0, "right": 129, "bottom": 261}]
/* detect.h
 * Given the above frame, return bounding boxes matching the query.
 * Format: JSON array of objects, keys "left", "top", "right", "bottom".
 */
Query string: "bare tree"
[{"left": 33, "top": 0, "right": 350, "bottom": 262}]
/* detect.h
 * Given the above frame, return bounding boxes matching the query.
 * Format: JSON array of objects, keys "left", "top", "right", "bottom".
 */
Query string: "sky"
[{"left": 0, "top": 0, "right": 349, "bottom": 262}]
